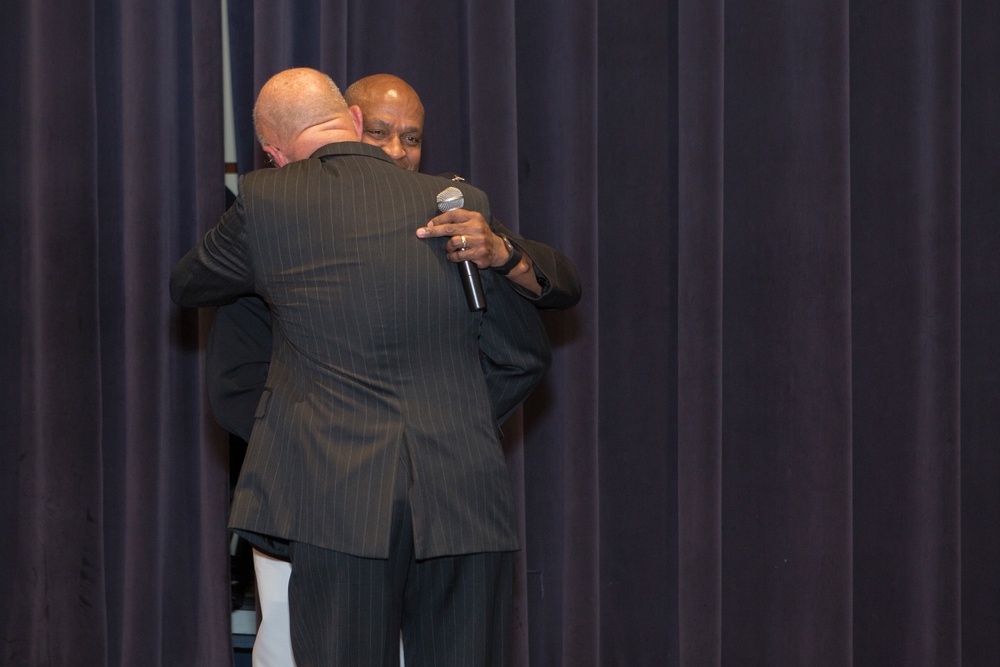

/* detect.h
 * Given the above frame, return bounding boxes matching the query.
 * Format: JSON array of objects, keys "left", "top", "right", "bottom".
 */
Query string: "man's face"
[{"left": 358, "top": 89, "right": 424, "bottom": 171}]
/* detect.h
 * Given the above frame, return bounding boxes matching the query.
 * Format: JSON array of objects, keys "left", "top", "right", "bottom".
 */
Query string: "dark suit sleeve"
[
  {"left": 207, "top": 296, "right": 273, "bottom": 441},
  {"left": 170, "top": 192, "right": 255, "bottom": 307},
  {"left": 490, "top": 219, "right": 582, "bottom": 310},
  {"left": 478, "top": 274, "right": 552, "bottom": 425}
]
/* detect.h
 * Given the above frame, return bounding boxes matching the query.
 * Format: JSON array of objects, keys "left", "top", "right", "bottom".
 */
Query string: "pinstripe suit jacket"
[
  {"left": 170, "top": 142, "right": 550, "bottom": 559},
  {"left": 206, "top": 201, "right": 579, "bottom": 444}
]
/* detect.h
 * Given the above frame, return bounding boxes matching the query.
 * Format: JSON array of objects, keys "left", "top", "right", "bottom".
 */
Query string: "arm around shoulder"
[{"left": 170, "top": 196, "right": 255, "bottom": 308}]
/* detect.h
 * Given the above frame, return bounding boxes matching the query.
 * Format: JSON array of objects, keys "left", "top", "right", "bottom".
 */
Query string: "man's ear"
[
  {"left": 348, "top": 105, "right": 363, "bottom": 140},
  {"left": 264, "top": 146, "right": 287, "bottom": 168}
]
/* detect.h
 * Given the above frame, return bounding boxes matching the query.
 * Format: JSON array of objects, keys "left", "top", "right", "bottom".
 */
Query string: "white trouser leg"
[{"left": 252, "top": 548, "right": 296, "bottom": 667}]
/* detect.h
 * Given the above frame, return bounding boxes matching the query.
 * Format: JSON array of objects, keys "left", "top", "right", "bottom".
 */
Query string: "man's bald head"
[
  {"left": 253, "top": 68, "right": 362, "bottom": 166},
  {"left": 345, "top": 74, "right": 425, "bottom": 171},
  {"left": 345, "top": 74, "right": 423, "bottom": 112}
]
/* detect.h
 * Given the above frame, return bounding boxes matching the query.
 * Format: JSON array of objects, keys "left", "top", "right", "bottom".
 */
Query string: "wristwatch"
[{"left": 493, "top": 235, "right": 523, "bottom": 275}]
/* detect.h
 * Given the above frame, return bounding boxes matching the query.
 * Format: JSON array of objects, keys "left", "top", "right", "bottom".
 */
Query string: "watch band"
[{"left": 493, "top": 236, "right": 523, "bottom": 275}]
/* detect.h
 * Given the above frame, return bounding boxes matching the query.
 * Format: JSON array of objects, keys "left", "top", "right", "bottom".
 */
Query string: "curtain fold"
[
  {"left": 720, "top": 2, "right": 854, "bottom": 663},
  {"left": 2, "top": 1, "right": 230, "bottom": 665},
  {"left": 959, "top": 3, "right": 1000, "bottom": 666},
  {"left": 677, "top": 0, "right": 724, "bottom": 663},
  {"left": 850, "top": 1, "right": 962, "bottom": 663},
  {"left": 2, "top": 0, "right": 999, "bottom": 664},
  {"left": 592, "top": 0, "right": 676, "bottom": 663}
]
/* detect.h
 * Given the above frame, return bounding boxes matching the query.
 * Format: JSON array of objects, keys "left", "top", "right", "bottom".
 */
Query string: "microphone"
[{"left": 436, "top": 186, "right": 486, "bottom": 312}]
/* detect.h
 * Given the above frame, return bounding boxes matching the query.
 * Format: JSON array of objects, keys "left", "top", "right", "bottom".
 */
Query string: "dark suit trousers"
[{"left": 288, "top": 446, "right": 514, "bottom": 667}]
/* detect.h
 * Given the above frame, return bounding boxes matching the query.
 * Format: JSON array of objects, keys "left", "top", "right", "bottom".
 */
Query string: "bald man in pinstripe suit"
[{"left": 171, "top": 68, "right": 549, "bottom": 666}]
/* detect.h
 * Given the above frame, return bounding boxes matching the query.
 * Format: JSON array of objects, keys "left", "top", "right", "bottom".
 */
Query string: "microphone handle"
[{"left": 459, "top": 260, "right": 487, "bottom": 312}]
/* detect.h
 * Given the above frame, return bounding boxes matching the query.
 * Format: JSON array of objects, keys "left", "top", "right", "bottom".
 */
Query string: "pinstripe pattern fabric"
[
  {"left": 287, "top": 442, "right": 513, "bottom": 667},
  {"left": 401, "top": 551, "right": 512, "bottom": 667},
  {"left": 289, "top": 546, "right": 513, "bottom": 667},
  {"left": 170, "top": 142, "right": 550, "bottom": 563}
]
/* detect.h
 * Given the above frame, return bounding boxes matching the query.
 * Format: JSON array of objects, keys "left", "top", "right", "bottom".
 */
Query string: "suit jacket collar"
[{"left": 309, "top": 141, "right": 395, "bottom": 164}]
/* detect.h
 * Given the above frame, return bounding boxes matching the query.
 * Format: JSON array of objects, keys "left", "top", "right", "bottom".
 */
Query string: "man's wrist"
[{"left": 493, "top": 236, "right": 523, "bottom": 275}]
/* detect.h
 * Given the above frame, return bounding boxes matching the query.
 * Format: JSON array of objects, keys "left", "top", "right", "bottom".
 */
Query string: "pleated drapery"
[{"left": 2, "top": 0, "right": 998, "bottom": 665}]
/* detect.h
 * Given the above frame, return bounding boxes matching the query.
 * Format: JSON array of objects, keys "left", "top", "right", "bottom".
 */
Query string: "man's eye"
[
  {"left": 403, "top": 136, "right": 421, "bottom": 146},
  {"left": 366, "top": 129, "right": 386, "bottom": 139}
]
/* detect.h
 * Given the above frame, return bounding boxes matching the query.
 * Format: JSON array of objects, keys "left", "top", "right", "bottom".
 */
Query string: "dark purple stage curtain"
[
  {"left": 960, "top": 2, "right": 1000, "bottom": 664},
  {"left": 721, "top": 1, "right": 855, "bottom": 663},
  {"left": 850, "top": 1, "right": 963, "bottom": 664},
  {"left": 0, "top": 1, "right": 231, "bottom": 666},
  {"left": 224, "top": 1, "right": 1000, "bottom": 666}
]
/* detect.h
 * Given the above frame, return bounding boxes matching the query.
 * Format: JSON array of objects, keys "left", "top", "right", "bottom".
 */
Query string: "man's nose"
[{"left": 385, "top": 135, "right": 405, "bottom": 159}]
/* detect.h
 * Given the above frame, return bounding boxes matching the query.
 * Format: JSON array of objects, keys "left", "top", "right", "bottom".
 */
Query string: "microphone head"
[{"left": 436, "top": 186, "right": 465, "bottom": 212}]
